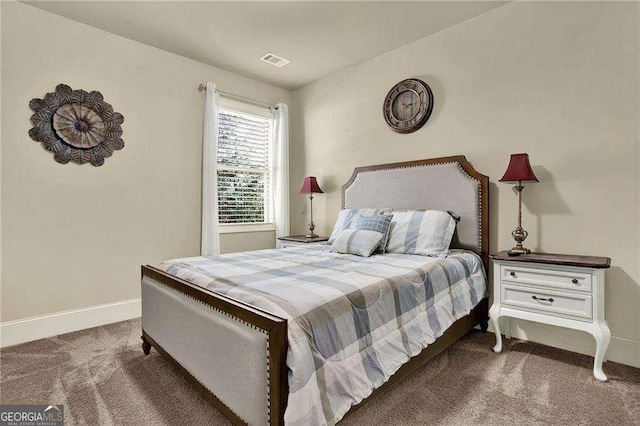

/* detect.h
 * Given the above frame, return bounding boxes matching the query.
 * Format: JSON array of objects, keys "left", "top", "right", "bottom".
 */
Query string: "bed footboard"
[{"left": 141, "top": 266, "right": 287, "bottom": 426}]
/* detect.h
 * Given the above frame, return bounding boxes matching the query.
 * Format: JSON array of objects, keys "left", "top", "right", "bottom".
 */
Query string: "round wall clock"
[{"left": 383, "top": 78, "right": 434, "bottom": 134}]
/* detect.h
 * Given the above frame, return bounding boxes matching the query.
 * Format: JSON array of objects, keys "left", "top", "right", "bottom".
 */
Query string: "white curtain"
[
  {"left": 273, "top": 103, "right": 290, "bottom": 247},
  {"left": 201, "top": 82, "right": 220, "bottom": 256}
]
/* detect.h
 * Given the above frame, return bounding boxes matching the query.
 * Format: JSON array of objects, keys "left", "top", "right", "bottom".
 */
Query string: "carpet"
[{"left": 1, "top": 318, "right": 638, "bottom": 425}]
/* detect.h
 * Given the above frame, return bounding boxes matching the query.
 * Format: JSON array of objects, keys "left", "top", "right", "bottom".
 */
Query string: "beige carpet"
[{"left": 1, "top": 318, "right": 638, "bottom": 425}]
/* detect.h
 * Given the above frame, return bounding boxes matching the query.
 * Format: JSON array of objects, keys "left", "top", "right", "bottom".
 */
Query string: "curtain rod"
[{"left": 198, "top": 84, "right": 277, "bottom": 109}]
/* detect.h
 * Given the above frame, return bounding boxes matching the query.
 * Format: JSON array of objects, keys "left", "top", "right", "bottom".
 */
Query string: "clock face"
[{"left": 383, "top": 79, "right": 434, "bottom": 134}]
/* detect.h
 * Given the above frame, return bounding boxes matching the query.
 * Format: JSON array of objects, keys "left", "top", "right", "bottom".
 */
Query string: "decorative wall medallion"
[{"left": 28, "top": 84, "right": 124, "bottom": 166}]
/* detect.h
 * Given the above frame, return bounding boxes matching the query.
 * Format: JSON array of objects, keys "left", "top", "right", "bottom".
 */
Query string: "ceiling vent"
[{"left": 260, "top": 53, "right": 290, "bottom": 67}]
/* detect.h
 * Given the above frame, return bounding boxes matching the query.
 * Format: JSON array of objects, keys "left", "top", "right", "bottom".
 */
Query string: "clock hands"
[{"left": 384, "top": 79, "right": 433, "bottom": 133}]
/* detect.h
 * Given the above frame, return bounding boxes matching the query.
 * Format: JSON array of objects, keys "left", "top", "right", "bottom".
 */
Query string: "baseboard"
[
  {"left": 488, "top": 317, "right": 640, "bottom": 369},
  {"left": 0, "top": 299, "right": 141, "bottom": 348},
  {"left": 604, "top": 335, "right": 640, "bottom": 369},
  {"left": 3, "top": 301, "right": 637, "bottom": 369}
]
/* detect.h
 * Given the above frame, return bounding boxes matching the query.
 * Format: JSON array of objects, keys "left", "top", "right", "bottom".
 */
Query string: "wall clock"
[{"left": 383, "top": 78, "right": 434, "bottom": 134}]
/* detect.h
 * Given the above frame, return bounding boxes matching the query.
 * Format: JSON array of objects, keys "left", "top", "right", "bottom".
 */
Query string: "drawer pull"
[
  {"left": 572, "top": 279, "right": 579, "bottom": 284},
  {"left": 510, "top": 271, "right": 516, "bottom": 277},
  {"left": 532, "top": 295, "right": 554, "bottom": 303}
]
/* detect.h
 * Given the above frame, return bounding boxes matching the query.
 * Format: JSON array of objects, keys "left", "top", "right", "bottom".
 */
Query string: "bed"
[{"left": 140, "top": 155, "right": 489, "bottom": 425}]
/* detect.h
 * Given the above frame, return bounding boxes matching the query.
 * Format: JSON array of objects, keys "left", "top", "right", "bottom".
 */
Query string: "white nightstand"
[
  {"left": 489, "top": 251, "right": 611, "bottom": 382},
  {"left": 277, "top": 235, "right": 329, "bottom": 248}
]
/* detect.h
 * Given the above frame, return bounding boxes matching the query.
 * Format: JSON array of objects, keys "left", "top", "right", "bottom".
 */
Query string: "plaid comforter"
[{"left": 159, "top": 247, "right": 486, "bottom": 425}]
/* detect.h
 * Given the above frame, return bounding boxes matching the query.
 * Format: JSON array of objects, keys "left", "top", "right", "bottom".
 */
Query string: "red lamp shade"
[
  {"left": 299, "top": 176, "right": 324, "bottom": 194},
  {"left": 499, "top": 153, "right": 539, "bottom": 183}
]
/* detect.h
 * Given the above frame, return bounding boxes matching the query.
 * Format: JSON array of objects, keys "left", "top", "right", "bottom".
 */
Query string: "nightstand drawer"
[
  {"left": 501, "top": 284, "right": 592, "bottom": 319},
  {"left": 501, "top": 265, "right": 592, "bottom": 293}
]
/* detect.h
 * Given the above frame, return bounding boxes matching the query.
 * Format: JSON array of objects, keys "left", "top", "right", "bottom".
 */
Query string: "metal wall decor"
[{"left": 28, "top": 84, "right": 124, "bottom": 166}]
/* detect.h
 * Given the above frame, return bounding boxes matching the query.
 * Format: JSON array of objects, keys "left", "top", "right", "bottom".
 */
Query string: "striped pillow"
[
  {"left": 328, "top": 208, "right": 383, "bottom": 243},
  {"left": 386, "top": 210, "right": 457, "bottom": 257},
  {"left": 355, "top": 214, "right": 392, "bottom": 253},
  {"left": 331, "top": 229, "right": 384, "bottom": 257}
]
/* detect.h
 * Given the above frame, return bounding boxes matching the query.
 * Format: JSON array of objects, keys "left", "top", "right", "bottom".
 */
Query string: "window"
[{"left": 217, "top": 100, "right": 274, "bottom": 229}]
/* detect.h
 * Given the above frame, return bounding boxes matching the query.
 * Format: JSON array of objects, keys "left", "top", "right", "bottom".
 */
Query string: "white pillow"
[
  {"left": 331, "top": 229, "right": 385, "bottom": 257},
  {"left": 328, "top": 208, "right": 383, "bottom": 243},
  {"left": 386, "top": 210, "right": 456, "bottom": 257}
]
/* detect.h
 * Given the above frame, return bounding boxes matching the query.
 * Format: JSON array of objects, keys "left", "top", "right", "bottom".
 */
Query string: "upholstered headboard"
[{"left": 341, "top": 155, "right": 489, "bottom": 270}]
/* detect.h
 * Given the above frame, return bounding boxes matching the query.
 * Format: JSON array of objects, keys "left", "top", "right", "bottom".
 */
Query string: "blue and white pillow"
[
  {"left": 355, "top": 214, "right": 392, "bottom": 253},
  {"left": 386, "top": 210, "right": 457, "bottom": 257},
  {"left": 331, "top": 229, "right": 385, "bottom": 257},
  {"left": 328, "top": 208, "right": 383, "bottom": 244}
]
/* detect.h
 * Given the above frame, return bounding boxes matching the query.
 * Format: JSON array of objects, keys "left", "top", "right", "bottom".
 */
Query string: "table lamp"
[
  {"left": 499, "top": 153, "right": 539, "bottom": 255},
  {"left": 300, "top": 176, "right": 323, "bottom": 238}
]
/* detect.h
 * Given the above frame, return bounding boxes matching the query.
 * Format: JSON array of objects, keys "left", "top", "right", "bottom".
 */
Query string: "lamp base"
[
  {"left": 508, "top": 225, "right": 530, "bottom": 256},
  {"left": 507, "top": 246, "right": 531, "bottom": 256},
  {"left": 306, "top": 218, "right": 317, "bottom": 239}
]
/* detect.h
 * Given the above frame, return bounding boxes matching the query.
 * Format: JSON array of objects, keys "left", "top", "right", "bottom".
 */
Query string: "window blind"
[{"left": 217, "top": 108, "right": 273, "bottom": 224}]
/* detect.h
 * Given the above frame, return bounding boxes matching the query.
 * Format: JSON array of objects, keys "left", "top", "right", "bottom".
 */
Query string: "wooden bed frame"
[{"left": 141, "top": 155, "right": 489, "bottom": 425}]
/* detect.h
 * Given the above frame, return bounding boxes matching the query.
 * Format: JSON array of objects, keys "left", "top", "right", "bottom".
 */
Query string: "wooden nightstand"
[
  {"left": 277, "top": 235, "right": 329, "bottom": 248},
  {"left": 489, "top": 251, "right": 611, "bottom": 381}
]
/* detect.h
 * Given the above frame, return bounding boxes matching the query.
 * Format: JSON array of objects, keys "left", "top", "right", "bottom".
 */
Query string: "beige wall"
[
  {"left": 0, "top": 3, "right": 288, "bottom": 322},
  {"left": 290, "top": 2, "right": 640, "bottom": 366},
  {"left": 220, "top": 231, "right": 276, "bottom": 255}
]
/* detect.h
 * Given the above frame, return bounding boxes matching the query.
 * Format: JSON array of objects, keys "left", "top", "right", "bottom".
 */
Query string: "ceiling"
[{"left": 25, "top": 1, "right": 507, "bottom": 90}]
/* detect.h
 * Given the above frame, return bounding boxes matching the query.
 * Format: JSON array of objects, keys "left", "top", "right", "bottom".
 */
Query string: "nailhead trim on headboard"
[{"left": 342, "top": 159, "right": 484, "bottom": 254}]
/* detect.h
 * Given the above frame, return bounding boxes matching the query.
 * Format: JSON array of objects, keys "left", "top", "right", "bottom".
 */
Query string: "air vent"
[{"left": 260, "top": 53, "right": 290, "bottom": 67}]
